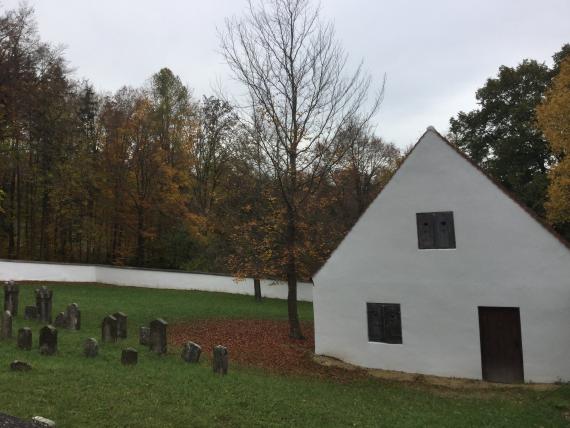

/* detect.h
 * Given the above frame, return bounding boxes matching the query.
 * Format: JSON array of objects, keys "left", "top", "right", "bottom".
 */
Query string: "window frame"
[
  {"left": 416, "top": 211, "right": 456, "bottom": 249},
  {"left": 366, "top": 302, "right": 403, "bottom": 344}
]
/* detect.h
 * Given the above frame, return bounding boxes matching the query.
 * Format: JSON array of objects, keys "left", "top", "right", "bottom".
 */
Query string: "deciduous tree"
[
  {"left": 220, "top": 0, "right": 382, "bottom": 338},
  {"left": 537, "top": 57, "right": 570, "bottom": 237}
]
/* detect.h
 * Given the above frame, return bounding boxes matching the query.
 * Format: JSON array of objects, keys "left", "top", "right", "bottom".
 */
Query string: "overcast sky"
[{"left": 2, "top": 0, "right": 569, "bottom": 148}]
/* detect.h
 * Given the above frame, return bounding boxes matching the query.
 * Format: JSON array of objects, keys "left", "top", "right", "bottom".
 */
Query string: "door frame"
[{"left": 477, "top": 306, "right": 524, "bottom": 383}]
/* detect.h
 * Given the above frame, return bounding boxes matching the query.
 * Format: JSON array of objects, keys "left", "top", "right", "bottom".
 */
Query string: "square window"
[
  {"left": 416, "top": 211, "right": 456, "bottom": 249},
  {"left": 367, "top": 303, "right": 402, "bottom": 344}
]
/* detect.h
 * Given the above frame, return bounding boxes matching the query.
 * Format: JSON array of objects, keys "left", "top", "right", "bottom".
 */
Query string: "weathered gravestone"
[
  {"left": 10, "top": 360, "right": 32, "bottom": 372},
  {"left": 4, "top": 281, "right": 19, "bottom": 316},
  {"left": 39, "top": 325, "right": 57, "bottom": 355},
  {"left": 121, "top": 348, "right": 138, "bottom": 365},
  {"left": 149, "top": 318, "right": 168, "bottom": 354},
  {"left": 54, "top": 312, "right": 66, "bottom": 328},
  {"left": 1, "top": 310, "right": 12, "bottom": 339},
  {"left": 113, "top": 312, "right": 127, "bottom": 338},
  {"left": 35, "top": 287, "right": 53, "bottom": 324},
  {"left": 254, "top": 278, "right": 262, "bottom": 302},
  {"left": 213, "top": 345, "right": 228, "bottom": 375},
  {"left": 66, "top": 303, "right": 80, "bottom": 330},
  {"left": 83, "top": 338, "right": 98, "bottom": 358},
  {"left": 101, "top": 315, "right": 118, "bottom": 343},
  {"left": 181, "top": 341, "right": 201, "bottom": 363},
  {"left": 139, "top": 326, "right": 150, "bottom": 346},
  {"left": 24, "top": 305, "right": 38, "bottom": 321},
  {"left": 17, "top": 327, "right": 32, "bottom": 350}
]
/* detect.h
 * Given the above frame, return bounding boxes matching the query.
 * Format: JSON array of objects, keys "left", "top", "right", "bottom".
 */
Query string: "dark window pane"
[
  {"left": 367, "top": 303, "right": 382, "bottom": 342},
  {"left": 416, "top": 213, "right": 435, "bottom": 249},
  {"left": 435, "top": 211, "right": 456, "bottom": 248}
]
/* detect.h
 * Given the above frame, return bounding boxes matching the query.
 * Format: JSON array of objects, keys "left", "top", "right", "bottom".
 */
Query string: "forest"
[
  {"left": 1, "top": 4, "right": 569, "bottom": 280},
  {"left": 0, "top": 5, "right": 400, "bottom": 282}
]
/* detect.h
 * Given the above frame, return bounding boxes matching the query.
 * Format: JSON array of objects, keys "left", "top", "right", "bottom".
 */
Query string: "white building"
[{"left": 313, "top": 127, "right": 570, "bottom": 383}]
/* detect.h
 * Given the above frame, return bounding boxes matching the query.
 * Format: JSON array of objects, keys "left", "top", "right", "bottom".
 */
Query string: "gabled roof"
[
  {"left": 423, "top": 127, "right": 570, "bottom": 251},
  {"left": 314, "top": 126, "right": 569, "bottom": 278}
]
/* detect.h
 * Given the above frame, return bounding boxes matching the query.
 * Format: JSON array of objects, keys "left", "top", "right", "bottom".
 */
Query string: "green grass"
[{"left": 0, "top": 283, "right": 568, "bottom": 427}]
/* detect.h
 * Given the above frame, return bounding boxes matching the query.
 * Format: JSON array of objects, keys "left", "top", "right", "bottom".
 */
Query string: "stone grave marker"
[
  {"left": 139, "top": 326, "right": 150, "bottom": 346},
  {"left": 17, "top": 327, "right": 32, "bottom": 350},
  {"left": 84, "top": 338, "right": 98, "bottom": 358},
  {"left": 150, "top": 318, "right": 168, "bottom": 354},
  {"left": 1, "top": 310, "right": 12, "bottom": 339},
  {"left": 101, "top": 315, "right": 118, "bottom": 343},
  {"left": 54, "top": 312, "right": 67, "bottom": 328},
  {"left": 121, "top": 348, "right": 138, "bottom": 365},
  {"left": 24, "top": 306, "right": 38, "bottom": 321},
  {"left": 39, "top": 325, "right": 57, "bottom": 355},
  {"left": 35, "top": 287, "right": 53, "bottom": 324},
  {"left": 4, "top": 281, "right": 19, "bottom": 316},
  {"left": 181, "top": 341, "right": 201, "bottom": 363},
  {"left": 10, "top": 360, "right": 32, "bottom": 372},
  {"left": 66, "top": 303, "right": 80, "bottom": 330},
  {"left": 113, "top": 312, "right": 127, "bottom": 338},
  {"left": 213, "top": 345, "right": 228, "bottom": 375}
]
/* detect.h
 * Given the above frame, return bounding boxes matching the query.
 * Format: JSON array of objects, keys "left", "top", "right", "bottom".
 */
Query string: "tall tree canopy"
[
  {"left": 0, "top": 4, "right": 395, "bottom": 283},
  {"left": 537, "top": 57, "right": 570, "bottom": 236},
  {"left": 449, "top": 45, "right": 570, "bottom": 216}
]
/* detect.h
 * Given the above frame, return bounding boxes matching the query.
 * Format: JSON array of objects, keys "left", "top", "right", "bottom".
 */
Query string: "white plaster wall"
[
  {"left": 314, "top": 129, "right": 570, "bottom": 383},
  {"left": 0, "top": 260, "right": 96, "bottom": 282},
  {"left": 0, "top": 261, "right": 313, "bottom": 302}
]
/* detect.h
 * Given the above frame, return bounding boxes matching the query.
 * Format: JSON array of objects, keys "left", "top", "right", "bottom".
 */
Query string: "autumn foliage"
[
  {"left": 537, "top": 57, "right": 570, "bottom": 233},
  {"left": 0, "top": 5, "right": 400, "bottom": 279}
]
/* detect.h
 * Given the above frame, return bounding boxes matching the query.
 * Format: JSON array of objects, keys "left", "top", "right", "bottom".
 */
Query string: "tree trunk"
[
  {"left": 254, "top": 278, "right": 262, "bottom": 302},
  {"left": 136, "top": 207, "right": 145, "bottom": 266},
  {"left": 286, "top": 205, "right": 304, "bottom": 339}
]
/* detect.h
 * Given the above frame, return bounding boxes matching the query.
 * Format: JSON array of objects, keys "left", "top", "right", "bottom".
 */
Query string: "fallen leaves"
[{"left": 169, "top": 319, "right": 365, "bottom": 382}]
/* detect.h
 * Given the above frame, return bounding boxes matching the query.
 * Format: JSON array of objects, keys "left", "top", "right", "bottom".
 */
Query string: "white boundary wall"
[{"left": 0, "top": 260, "right": 313, "bottom": 302}]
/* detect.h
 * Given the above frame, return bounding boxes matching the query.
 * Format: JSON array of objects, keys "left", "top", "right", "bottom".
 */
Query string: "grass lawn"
[{"left": 0, "top": 282, "right": 569, "bottom": 427}]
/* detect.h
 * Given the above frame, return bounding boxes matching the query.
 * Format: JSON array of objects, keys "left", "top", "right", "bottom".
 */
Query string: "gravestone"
[
  {"left": 66, "top": 303, "right": 80, "bottom": 330},
  {"left": 54, "top": 312, "right": 67, "bottom": 328},
  {"left": 101, "top": 315, "right": 118, "bottom": 343},
  {"left": 121, "top": 348, "right": 138, "bottom": 365},
  {"left": 139, "top": 326, "right": 150, "bottom": 346},
  {"left": 4, "top": 281, "right": 19, "bottom": 316},
  {"left": 10, "top": 360, "right": 32, "bottom": 372},
  {"left": 149, "top": 318, "right": 168, "bottom": 354},
  {"left": 254, "top": 278, "right": 262, "bottom": 302},
  {"left": 213, "top": 345, "right": 228, "bottom": 375},
  {"left": 83, "top": 338, "right": 98, "bottom": 358},
  {"left": 113, "top": 312, "right": 127, "bottom": 338},
  {"left": 181, "top": 341, "right": 201, "bottom": 363},
  {"left": 1, "top": 310, "right": 12, "bottom": 339},
  {"left": 35, "top": 287, "right": 53, "bottom": 324},
  {"left": 24, "top": 306, "right": 38, "bottom": 320},
  {"left": 39, "top": 325, "right": 57, "bottom": 355},
  {"left": 17, "top": 327, "right": 32, "bottom": 350}
]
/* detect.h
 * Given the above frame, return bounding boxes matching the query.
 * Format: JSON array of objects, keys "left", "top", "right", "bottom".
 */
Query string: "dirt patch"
[
  {"left": 314, "top": 355, "right": 559, "bottom": 392},
  {"left": 169, "top": 319, "right": 366, "bottom": 382}
]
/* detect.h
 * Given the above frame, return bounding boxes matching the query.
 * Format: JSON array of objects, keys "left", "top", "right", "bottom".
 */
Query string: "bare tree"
[
  {"left": 220, "top": 0, "right": 383, "bottom": 338},
  {"left": 337, "top": 120, "right": 400, "bottom": 217}
]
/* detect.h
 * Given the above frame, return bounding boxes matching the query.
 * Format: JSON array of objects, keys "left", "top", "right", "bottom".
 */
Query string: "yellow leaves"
[
  {"left": 537, "top": 57, "right": 570, "bottom": 224},
  {"left": 545, "top": 159, "right": 570, "bottom": 224}
]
